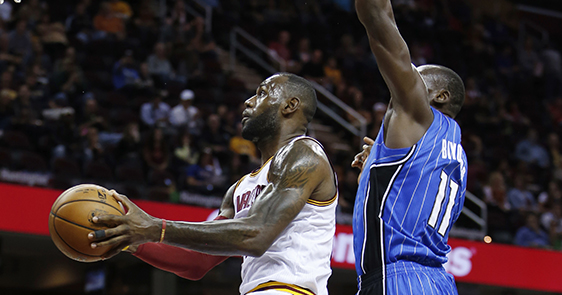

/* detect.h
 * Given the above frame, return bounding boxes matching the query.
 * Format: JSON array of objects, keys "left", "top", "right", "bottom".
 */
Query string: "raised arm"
[
  {"left": 90, "top": 140, "right": 334, "bottom": 258},
  {"left": 356, "top": 0, "right": 432, "bottom": 125}
]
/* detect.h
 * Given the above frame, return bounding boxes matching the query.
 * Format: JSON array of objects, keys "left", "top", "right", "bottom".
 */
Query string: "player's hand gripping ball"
[{"left": 48, "top": 184, "right": 125, "bottom": 262}]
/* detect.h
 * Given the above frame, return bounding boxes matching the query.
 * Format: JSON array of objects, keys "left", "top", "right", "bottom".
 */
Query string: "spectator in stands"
[
  {"left": 42, "top": 93, "right": 74, "bottom": 122},
  {"left": 51, "top": 59, "right": 87, "bottom": 98},
  {"left": 142, "top": 128, "right": 170, "bottom": 172},
  {"left": 25, "top": 40, "right": 51, "bottom": 71},
  {"left": 301, "top": 49, "right": 326, "bottom": 84},
  {"left": 548, "top": 97, "right": 562, "bottom": 126},
  {"left": 66, "top": 2, "right": 93, "bottom": 44},
  {"left": 140, "top": 90, "right": 170, "bottom": 128},
  {"left": 0, "top": 0, "right": 13, "bottom": 23},
  {"left": 112, "top": 50, "right": 140, "bottom": 90},
  {"left": 229, "top": 122, "right": 258, "bottom": 162},
  {"left": 369, "top": 102, "right": 387, "bottom": 138},
  {"left": 35, "top": 14, "right": 68, "bottom": 47},
  {"left": 173, "top": 132, "right": 199, "bottom": 169},
  {"left": 17, "top": 0, "right": 45, "bottom": 26},
  {"left": 508, "top": 174, "right": 537, "bottom": 212},
  {"left": 53, "top": 47, "right": 77, "bottom": 73},
  {"left": 185, "top": 147, "right": 225, "bottom": 194},
  {"left": 147, "top": 42, "right": 173, "bottom": 84},
  {"left": 484, "top": 171, "right": 511, "bottom": 212},
  {"left": 25, "top": 72, "right": 49, "bottom": 107},
  {"left": 0, "top": 89, "right": 15, "bottom": 129},
  {"left": 543, "top": 202, "right": 562, "bottom": 250},
  {"left": 338, "top": 166, "right": 359, "bottom": 214},
  {"left": 514, "top": 129, "right": 550, "bottom": 169},
  {"left": 115, "top": 122, "right": 141, "bottom": 165},
  {"left": 547, "top": 133, "right": 562, "bottom": 178},
  {"left": 542, "top": 201, "right": 562, "bottom": 233},
  {"left": 108, "top": 0, "right": 133, "bottom": 20},
  {"left": 138, "top": 62, "right": 154, "bottom": 90},
  {"left": 538, "top": 181, "right": 562, "bottom": 212},
  {"left": 514, "top": 213, "right": 550, "bottom": 248},
  {"left": 518, "top": 37, "right": 541, "bottom": 77},
  {"left": 324, "top": 56, "right": 342, "bottom": 90},
  {"left": 268, "top": 30, "right": 291, "bottom": 63},
  {"left": 0, "top": 69, "right": 16, "bottom": 98},
  {"left": 200, "top": 113, "right": 229, "bottom": 156},
  {"left": 294, "top": 37, "right": 312, "bottom": 65},
  {"left": 0, "top": 33, "right": 21, "bottom": 73},
  {"left": 542, "top": 43, "right": 562, "bottom": 100},
  {"left": 133, "top": 0, "right": 158, "bottom": 44},
  {"left": 170, "top": 89, "right": 199, "bottom": 132},
  {"left": 169, "top": 0, "right": 189, "bottom": 26},
  {"left": 8, "top": 20, "right": 32, "bottom": 58},
  {"left": 82, "top": 127, "right": 105, "bottom": 165},
  {"left": 93, "top": 2, "right": 125, "bottom": 38},
  {"left": 78, "top": 98, "right": 108, "bottom": 136}
]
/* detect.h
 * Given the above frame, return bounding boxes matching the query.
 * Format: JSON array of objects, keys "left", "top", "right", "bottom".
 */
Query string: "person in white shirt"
[
  {"left": 170, "top": 89, "right": 199, "bottom": 132},
  {"left": 140, "top": 90, "right": 171, "bottom": 128}
]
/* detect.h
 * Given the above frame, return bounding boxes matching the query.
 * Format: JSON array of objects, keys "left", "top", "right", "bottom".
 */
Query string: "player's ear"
[
  {"left": 434, "top": 89, "right": 450, "bottom": 104},
  {"left": 282, "top": 97, "right": 300, "bottom": 116}
]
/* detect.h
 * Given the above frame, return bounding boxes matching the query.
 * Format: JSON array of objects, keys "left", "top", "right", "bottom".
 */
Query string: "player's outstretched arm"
[
  {"left": 128, "top": 184, "right": 237, "bottom": 280},
  {"left": 356, "top": 0, "right": 432, "bottom": 125},
  {"left": 89, "top": 140, "right": 332, "bottom": 258}
]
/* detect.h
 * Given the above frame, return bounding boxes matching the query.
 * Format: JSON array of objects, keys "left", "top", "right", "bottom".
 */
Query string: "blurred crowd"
[{"left": 0, "top": 0, "right": 562, "bottom": 251}]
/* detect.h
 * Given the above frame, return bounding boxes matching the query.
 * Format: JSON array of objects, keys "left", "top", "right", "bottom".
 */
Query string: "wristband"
[{"left": 159, "top": 219, "right": 167, "bottom": 243}]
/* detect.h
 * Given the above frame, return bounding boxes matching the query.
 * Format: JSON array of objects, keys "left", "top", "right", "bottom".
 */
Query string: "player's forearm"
[{"left": 161, "top": 217, "right": 267, "bottom": 256}]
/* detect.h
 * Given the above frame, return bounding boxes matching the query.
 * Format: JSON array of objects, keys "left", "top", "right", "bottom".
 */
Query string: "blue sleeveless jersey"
[{"left": 353, "top": 107, "right": 467, "bottom": 277}]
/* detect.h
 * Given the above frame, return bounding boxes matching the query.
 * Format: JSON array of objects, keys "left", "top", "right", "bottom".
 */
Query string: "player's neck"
[{"left": 257, "top": 128, "right": 307, "bottom": 164}]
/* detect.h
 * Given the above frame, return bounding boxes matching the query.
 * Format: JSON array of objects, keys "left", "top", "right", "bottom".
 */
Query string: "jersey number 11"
[{"left": 427, "top": 171, "right": 459, "bottom": 236}]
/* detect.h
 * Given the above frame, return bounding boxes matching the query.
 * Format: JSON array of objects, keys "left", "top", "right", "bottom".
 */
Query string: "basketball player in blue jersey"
[
  {"left": 88, "top": 73, "right": 339, "bottom": 295},
  {"left": 351, "top": 0, "right": 467, "bottom": 294}
]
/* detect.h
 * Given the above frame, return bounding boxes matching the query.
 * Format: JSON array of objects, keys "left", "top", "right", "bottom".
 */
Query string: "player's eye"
[{"left": 260, "top": 90, "right": 266, "bottom": 96}]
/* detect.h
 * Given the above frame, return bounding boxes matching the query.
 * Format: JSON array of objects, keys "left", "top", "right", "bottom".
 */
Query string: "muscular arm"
[
  {"left": 131, "top": 186, "right": 235, "bottom": 280},
  {"left": 91, "top": 140, "right": 334, "bottom": 258},
  {"left": 161, "top": 140, "right": 332, "bottom": 256},
  {"left": 356, "top": 0, "right": 433, "bottom": 137}
]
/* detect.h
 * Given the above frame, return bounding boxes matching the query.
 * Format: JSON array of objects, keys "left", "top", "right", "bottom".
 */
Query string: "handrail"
[
  {"left": 517, "top": 4, "right": 562, "bottom": 20},
  {"left": 455, "top": 191, "right": 488, "bottom": 239},
  {"left": 192, "top": 0, "right": 213, "bottom": 34},
  {"left": 230, "top": 27, "right": 286, "bottom": 72},
  {"left": 229, "top": 26, "right": 366, "bottom": 140},
  {"left": 518, "top": 20, "right": 549, "bottom": 47},
  {"left": 309, "top": 80, "right": 367, "bottom": 139}
]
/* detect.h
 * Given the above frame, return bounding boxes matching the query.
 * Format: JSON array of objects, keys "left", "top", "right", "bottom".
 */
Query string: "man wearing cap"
[{"left": 170, "top": 89, "right": 200, "bottom": 134}]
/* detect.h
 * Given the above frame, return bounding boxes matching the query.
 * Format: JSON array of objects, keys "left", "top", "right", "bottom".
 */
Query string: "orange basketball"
[{"left": 48, "top": 184, "right": 125, "bottom": 262}]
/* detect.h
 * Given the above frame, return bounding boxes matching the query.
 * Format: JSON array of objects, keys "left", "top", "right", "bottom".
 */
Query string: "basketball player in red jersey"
[{"left": 89, "top": 73, "right": 339, "bottom": 295}]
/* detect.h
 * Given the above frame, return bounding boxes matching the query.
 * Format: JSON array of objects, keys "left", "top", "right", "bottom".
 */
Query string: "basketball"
[{"left": 48, "top": 184, "right": 125, "bottom": 262}]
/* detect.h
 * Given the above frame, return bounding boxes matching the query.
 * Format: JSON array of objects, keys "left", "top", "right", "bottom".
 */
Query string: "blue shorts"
[{"left": 357, "top": 261, "right": 458, "bottom": 295}]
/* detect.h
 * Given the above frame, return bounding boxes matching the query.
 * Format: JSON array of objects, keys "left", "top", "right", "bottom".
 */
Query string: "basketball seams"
[
  {"left": 51, "top": 184, "right": 101, "bottom": 211},
  {"left": 54, "top": 199, "right": 125, "bottom": 216},
  {"left": 52, "top": 215, "right": 103, "bottom": 259}
]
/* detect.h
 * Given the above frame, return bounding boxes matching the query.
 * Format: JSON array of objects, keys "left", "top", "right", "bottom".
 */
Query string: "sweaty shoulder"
[{"left": 268, "top": 138, "right": 336, "bottom": 202}]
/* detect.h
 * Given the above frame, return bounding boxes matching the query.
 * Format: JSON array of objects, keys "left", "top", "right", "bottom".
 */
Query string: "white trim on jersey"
[{"left": 359, "top": 145, "right": 417, "bottom": 294}]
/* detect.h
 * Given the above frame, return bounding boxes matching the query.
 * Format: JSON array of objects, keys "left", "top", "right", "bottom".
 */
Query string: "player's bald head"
[{"left": 418, "top": 65, "right": 465, "bottom": 118}]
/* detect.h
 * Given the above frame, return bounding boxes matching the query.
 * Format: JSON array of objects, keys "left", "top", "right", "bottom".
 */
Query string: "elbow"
[
  {"left": 243, "top": 242, "right": 269, "bottom": 257},
  {"left": 237, "top": 227, "right": 272, "bottom": 257}
]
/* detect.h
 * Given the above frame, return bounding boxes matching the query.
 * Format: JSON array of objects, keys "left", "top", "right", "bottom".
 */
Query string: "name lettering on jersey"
[
  {"left": 236, "top": 184, "right": 266, "bottom": 213},
  {"left": 441, "top": 139, "right": 467, "bottom": 181}
]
